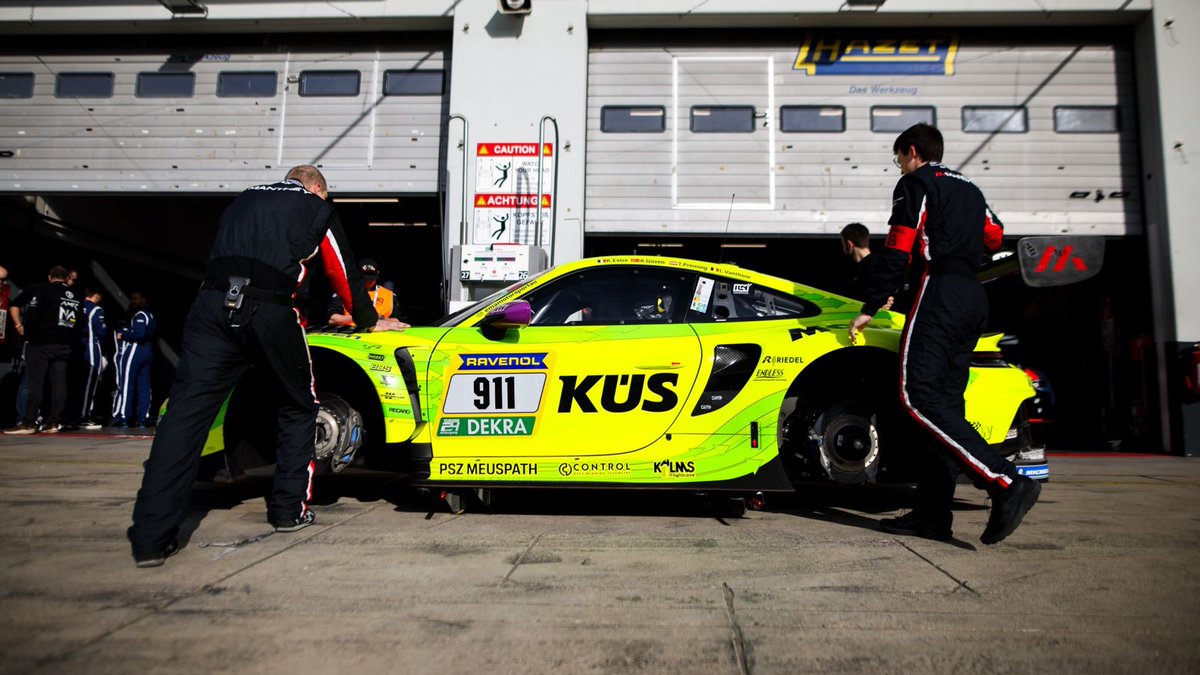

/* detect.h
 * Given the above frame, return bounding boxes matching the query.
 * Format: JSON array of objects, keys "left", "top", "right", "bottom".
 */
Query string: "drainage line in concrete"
[
  {"left": 895, "top": 539, "right": 981, "bottom": 596},
  {"left": 721, "top": 582, "right": 751, "bottom": 675},
  {"left": 28, "top": 500, "right": 389, "bottom": 675},
  {"left": 500, "top": 532, "right": 542, "bottom": 586}
]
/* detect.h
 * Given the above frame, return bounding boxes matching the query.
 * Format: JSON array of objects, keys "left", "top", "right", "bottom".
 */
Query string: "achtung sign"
[
  {"left": 793, "top": 34, "right": 959, "bottom": 76},
  {"left": 475, "top": 194, "right": 552, "bottom": 209},
  {"left": 474, "top": 142, "right": 554, "bottom": 245}
]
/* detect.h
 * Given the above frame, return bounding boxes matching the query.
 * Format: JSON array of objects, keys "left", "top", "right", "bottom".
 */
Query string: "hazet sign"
[{"left": 793, "top": 35, "right": 959, "bottom": 76}]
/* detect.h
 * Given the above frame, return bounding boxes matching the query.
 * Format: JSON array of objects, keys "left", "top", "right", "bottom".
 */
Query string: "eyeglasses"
[{"left": 892, "top": 154, "right": 902, "bottom": 168}]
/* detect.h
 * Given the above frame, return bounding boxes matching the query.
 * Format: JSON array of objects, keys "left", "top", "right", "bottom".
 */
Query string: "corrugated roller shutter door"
[{"left": 586, "top": 37, "right": 1140, "bottom": 237}]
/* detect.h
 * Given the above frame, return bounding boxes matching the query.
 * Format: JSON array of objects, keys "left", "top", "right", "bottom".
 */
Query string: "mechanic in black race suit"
[
  {"left": 128, "top": 165, "right": 406, "bottom": 567},
  {"left": 848, "top": 124, "right": 1040, "bottom": 545}
]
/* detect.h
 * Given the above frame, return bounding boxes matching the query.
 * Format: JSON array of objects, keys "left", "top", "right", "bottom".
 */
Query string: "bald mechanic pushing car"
[
  {"left": 849, "top": 124, "right": 1040, "bottom": 545},
  {"left": 128, "top": 165, "right": 406, "bottom": 568}
]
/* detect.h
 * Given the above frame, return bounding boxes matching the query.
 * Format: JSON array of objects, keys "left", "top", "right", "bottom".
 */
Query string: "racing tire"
[
  {"left": 314, "top": 393, "right": 365, "bottom": 474},
  {"left": 810, "top": 403, "right": 881, "bottom": 485}
]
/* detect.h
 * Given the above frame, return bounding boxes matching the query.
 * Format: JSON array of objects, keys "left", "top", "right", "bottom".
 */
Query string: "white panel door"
[{"left": 673, "top": 56, "right": 775, "bottom": 210}]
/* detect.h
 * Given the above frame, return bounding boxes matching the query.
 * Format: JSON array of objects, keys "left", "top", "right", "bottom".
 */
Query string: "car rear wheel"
[
  {"left": 810, "top": 403, "right": 881, "bottom": 484},
  {"left": 314, "top": 393, "right": 365, "bottom": 474},
  {"left": 780, "top": 398, "right": 882, "bottom": 485}
]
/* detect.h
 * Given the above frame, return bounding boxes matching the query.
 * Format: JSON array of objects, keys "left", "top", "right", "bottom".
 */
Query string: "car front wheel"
[{"left": 314, "top": 393, "right": 365, "bottom": 474}]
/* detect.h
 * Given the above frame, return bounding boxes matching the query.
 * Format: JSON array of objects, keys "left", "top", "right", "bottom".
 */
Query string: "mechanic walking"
[
  {"left": 848, "top": 124, "right": 1040, "bottom": 545},
  {"left": 112, "top": 291, "right": 155, "bottom": 428},
  {"left": 127, "top": 166, "right": 405, "bottom": 567}
]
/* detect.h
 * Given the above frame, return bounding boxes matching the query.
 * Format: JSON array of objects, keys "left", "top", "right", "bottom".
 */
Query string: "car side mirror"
[{"left": 480, "top": 299, "right": 532, "bottom": 330}]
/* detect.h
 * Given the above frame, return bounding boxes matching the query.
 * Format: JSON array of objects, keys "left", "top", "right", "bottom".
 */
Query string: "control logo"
[
  {"left": 557, "top": 373, "right": 678, "bottom": 413},
  {"left": 557, "top": 461, "right": 632, "bottom": 477}
]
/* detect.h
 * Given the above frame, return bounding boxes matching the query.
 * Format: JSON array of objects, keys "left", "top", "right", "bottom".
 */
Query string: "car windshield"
[{"left": 434, "top": 269, "right": 550, "bottom": 327}]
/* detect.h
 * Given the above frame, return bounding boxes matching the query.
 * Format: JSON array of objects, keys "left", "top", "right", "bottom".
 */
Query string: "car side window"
[
  {"left": 524, "top": 266, "right": 694, "bottom": 326},
  {"left": 694, "top": 278, "right": 822, "bottom": 322}
]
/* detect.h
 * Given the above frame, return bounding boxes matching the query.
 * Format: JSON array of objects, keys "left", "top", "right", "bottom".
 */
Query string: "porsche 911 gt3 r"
[{"left": 203, "top": 256, "right": 1047, "bottom": 490}]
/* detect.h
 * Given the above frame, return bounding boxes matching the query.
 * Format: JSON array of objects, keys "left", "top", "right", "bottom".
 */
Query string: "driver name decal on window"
[{"left": 691, "top": 277, "right": 715, "bottom": 313}]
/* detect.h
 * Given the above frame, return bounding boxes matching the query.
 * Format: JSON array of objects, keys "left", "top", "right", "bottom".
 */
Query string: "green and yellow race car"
[{"left": 204, "top": 255, "right": 1046, "bottom": 494}]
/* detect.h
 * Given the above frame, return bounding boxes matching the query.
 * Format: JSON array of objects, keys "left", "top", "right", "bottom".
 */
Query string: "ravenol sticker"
[
  {"left": 459, "top": 353, "right": 548, "bottom": 370},
  {"left": 793, "top": 35, "right": 959, "bottom": 76},
  {"left": 437, "top": 416, "right": 535, "bottom": 437}
]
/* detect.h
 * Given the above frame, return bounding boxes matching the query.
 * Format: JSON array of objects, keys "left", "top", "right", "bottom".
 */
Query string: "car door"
[{"left": 430, "top": 265, "right": 704, "bottom": 460}]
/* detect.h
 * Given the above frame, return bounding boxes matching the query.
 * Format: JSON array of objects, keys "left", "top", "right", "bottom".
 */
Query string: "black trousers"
[
  {"left": 23, "top": 342, "right": 71, "bottom": 426},
  {"left": 128, "top": 290, "right": 317, "bottom": 555},
  {"left": 900, "top": 272, "right": 1018, "bottom": 527}
]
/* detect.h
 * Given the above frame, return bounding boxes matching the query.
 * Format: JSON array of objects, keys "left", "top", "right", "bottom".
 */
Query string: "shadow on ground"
[{"left": 183, "top": 469, "right": 987, "bottom": 541}]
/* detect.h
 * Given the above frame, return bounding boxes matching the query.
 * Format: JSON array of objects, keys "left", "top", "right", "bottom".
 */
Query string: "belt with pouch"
[{"left": 200, "top": 278, "right": 293, "bottom": 307}]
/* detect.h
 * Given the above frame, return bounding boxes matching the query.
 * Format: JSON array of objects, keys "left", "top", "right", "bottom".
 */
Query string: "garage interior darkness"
[{"left": 0, "top": 193, "right": 443, "bottom": 428}]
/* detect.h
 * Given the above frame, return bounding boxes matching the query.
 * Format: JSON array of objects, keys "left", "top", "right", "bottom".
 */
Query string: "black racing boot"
[
  {"left": 272, "top": 510, "right": 316, "bottom": 533},
  {"left": 981, "top": 475, "right": 1041, "bottom": 545},
  {"left": 133, "top": 539, "right": 180, "bottom": 568}
]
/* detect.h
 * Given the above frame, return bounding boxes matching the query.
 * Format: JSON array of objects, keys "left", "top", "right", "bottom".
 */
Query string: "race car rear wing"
[{"left": 979, "top": 236, "right": 1105, "bottom": 287}]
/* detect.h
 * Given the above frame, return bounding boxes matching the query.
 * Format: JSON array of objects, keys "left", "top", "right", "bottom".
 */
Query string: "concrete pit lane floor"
[{"left": 0, "top": 433, "right": 1197, "bottom": 674}]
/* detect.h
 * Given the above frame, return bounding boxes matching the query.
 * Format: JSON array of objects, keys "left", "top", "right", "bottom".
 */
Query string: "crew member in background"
[
  {"left": 3, "top": 265, "right": 81, "bottom": 435},
  {"left": 0, "top": 264, "right": 10, "bottom": 346},
  {"left": 0, "top": 264, "right": 19, "bottom": 429},
  {"left": 848, "top": 123, "right": 1040, "bottom": 546},
  {"left": 128, "top": 165, "right": 406, "bottom": 568},
  {"left": 840, "top": 222, "right": 894, "bottom": 310},
  {"left": 112, "top": 291, "right": 155, "bottom": 429},
  {"left": 328, "top": 259, "right": 409, "bottom": 328},
  {"left": 75, "top": 288, "right": 107, "bottom": 430}
]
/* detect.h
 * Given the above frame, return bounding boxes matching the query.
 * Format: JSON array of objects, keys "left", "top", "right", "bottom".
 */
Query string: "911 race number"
[{"left": 443, "top": 373, "right": 546, "bottom": 414}]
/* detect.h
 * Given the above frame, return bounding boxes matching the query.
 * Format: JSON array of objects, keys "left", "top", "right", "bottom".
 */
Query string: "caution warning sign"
[{"left": 474, "top": 142, "right": 554, "bottom": 244}]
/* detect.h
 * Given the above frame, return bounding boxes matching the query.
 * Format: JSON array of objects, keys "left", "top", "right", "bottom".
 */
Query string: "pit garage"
[
  {"left": 0, "top": 1, "right": 1195, "bottom": 453},
  {"left": 580, "top": 29, "right": 1157, "bottom": 451}
]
